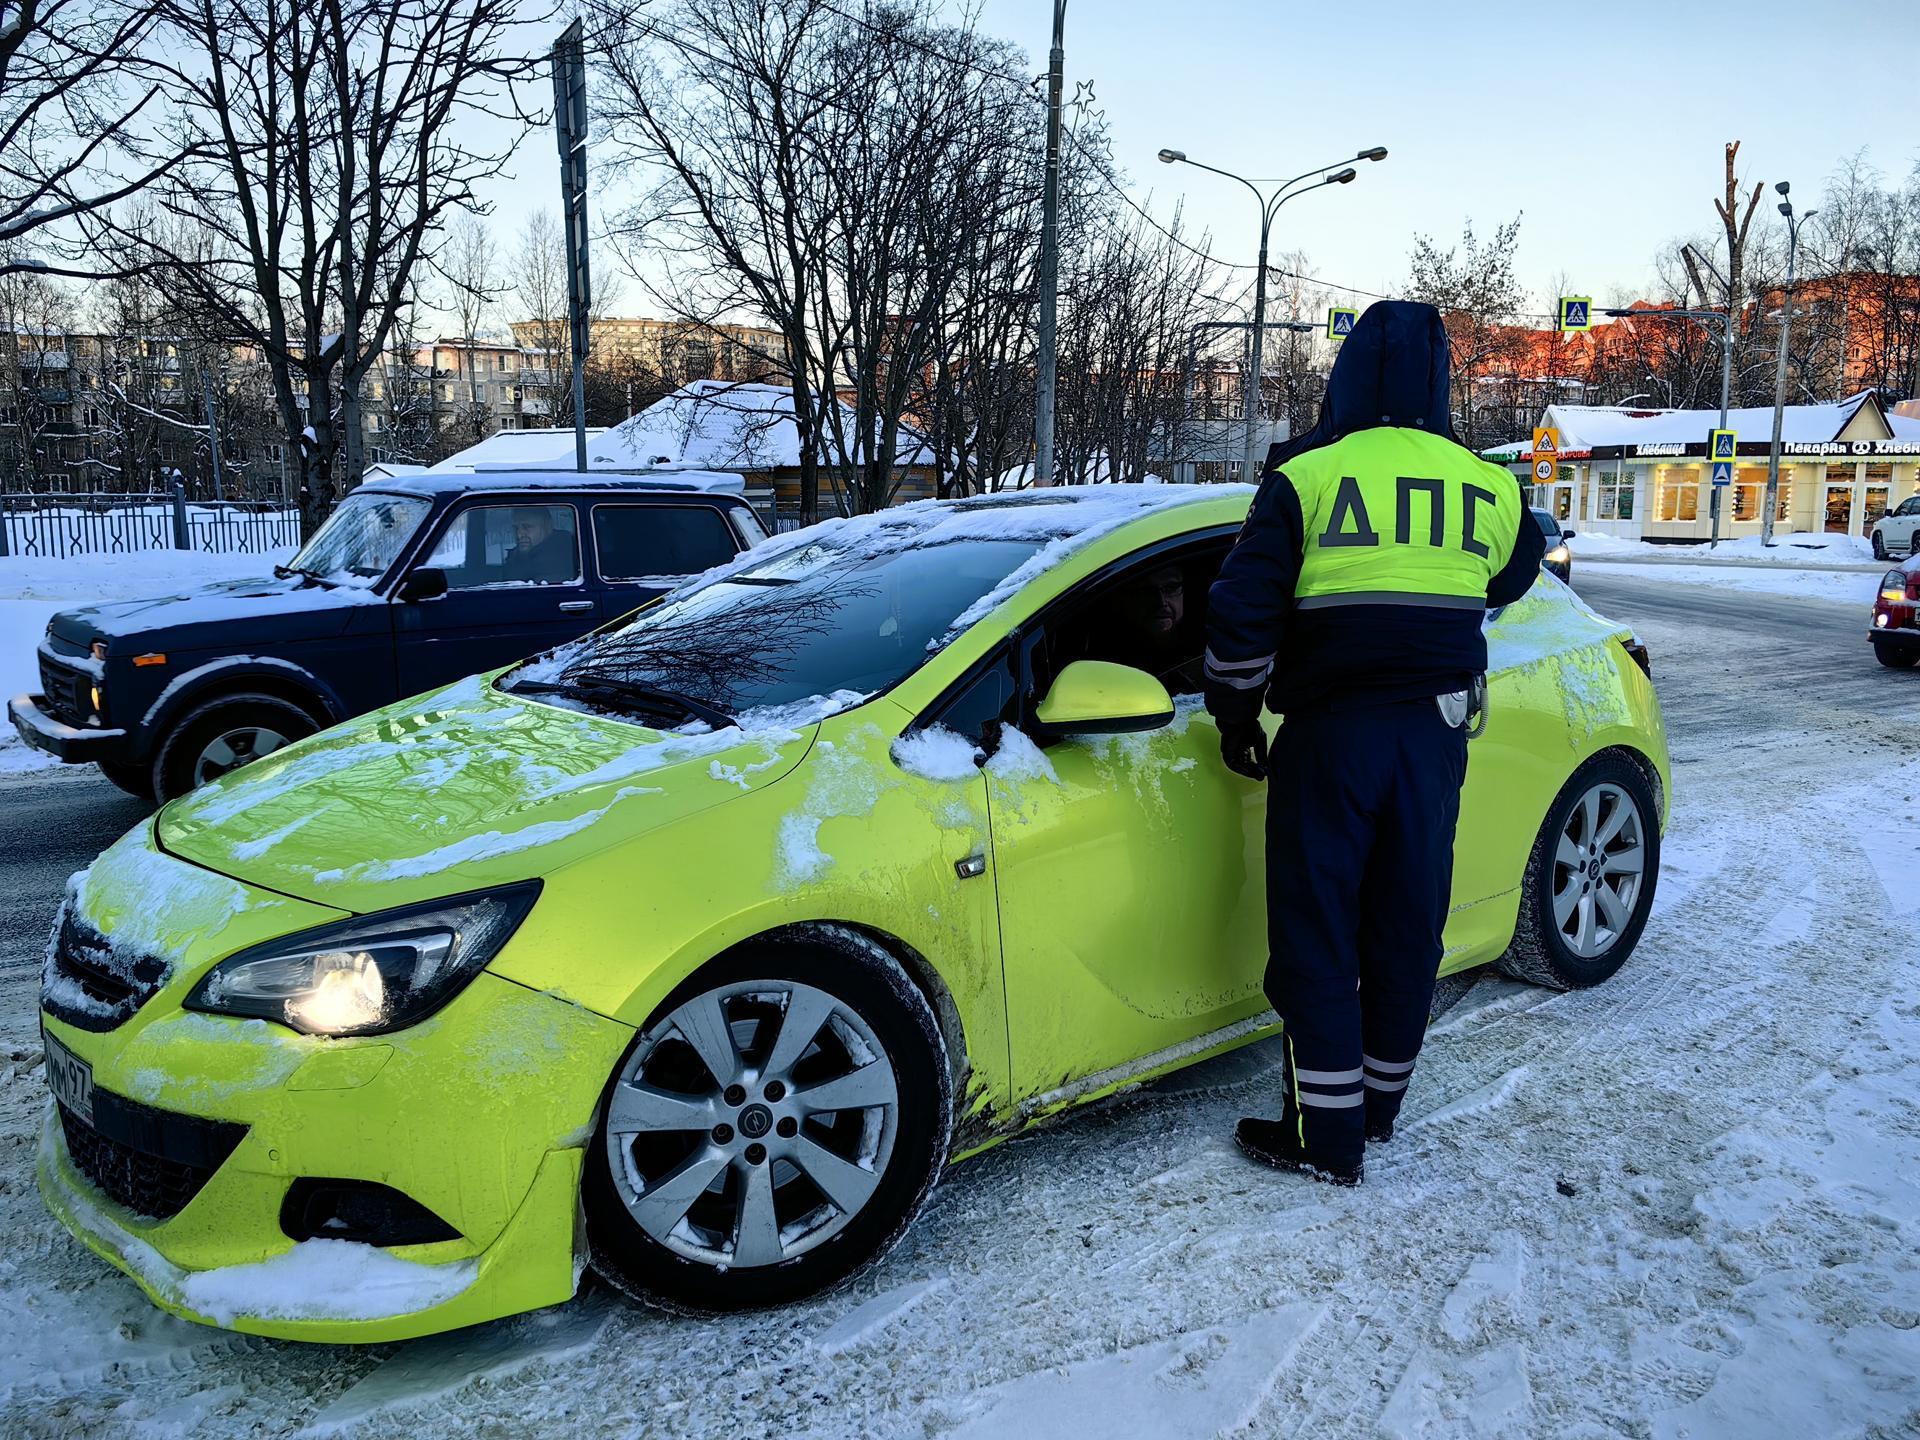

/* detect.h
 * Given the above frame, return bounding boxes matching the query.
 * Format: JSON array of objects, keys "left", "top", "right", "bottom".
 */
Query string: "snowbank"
[
  {"left": 0, "top": 548, "right": 294, "bottom": 775},
  {"left": 1568, "top": 529, "right": 1878, "bottom": 568},
  {"left": 1592, "top": 562, "right": 1880, "bottom": 608}
]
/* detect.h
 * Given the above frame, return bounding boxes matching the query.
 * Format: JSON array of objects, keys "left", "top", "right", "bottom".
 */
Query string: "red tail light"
[{"left": 1908, "top": 573, "right": 1920, "bottom": 603}]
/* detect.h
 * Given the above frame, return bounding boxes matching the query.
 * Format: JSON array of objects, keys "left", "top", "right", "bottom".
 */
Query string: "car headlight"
[
  {"left": 1545, "top": 544, "right": 1571, "bottom": 565},
  {"left": 184, "top": 882, "right": 540, "bottom": 1037}
]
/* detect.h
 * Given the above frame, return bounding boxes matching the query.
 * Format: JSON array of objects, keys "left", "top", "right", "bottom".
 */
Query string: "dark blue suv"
[{"left": 10, "top": 471, "right": 767, "bottom": 801}]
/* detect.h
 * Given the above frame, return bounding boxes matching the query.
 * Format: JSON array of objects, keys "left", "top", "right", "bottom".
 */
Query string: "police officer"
[{"left": 1204, "top": 300, "right": 1545, "bottom": 1186}]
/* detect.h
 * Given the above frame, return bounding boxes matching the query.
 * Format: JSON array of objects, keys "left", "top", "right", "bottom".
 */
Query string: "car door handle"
[{"left": 558, "top": 600, "right": 595, "bottom": 613}]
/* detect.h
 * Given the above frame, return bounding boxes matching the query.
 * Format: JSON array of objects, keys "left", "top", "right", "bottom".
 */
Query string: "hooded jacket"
[{"left": 1203, "top": 300, "right": 1545, "bottom": 722}]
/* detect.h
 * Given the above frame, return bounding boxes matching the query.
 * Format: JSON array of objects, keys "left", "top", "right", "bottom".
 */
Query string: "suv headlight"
[{"left": 184, "top": 882, "right": 540, "bottom": 1037}]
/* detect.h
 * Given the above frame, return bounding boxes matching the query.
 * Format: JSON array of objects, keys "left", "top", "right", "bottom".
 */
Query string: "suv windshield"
[
  {"left": 510, "top": 534, "right": 1043, "bottom": 718},
  {"left": 288, "top": 492, "right": 431, "bottom": 585}
]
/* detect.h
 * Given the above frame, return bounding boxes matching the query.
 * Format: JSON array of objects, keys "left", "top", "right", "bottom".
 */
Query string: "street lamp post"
[
  {"left": 1603, "top": 304, "right": 1736, "bottom": 545},
  {"left": 1762, "top": 182, "right": 1814, "bottom": 547},
  {"left": 1159, "top": 145, "right": 1386, "bottom": 485},
  {"left": 1032, "top": 0, "right": 1067, "bottom": 487}
]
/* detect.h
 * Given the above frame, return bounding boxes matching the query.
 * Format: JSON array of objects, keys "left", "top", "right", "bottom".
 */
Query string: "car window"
[
  {"left": 517, "top": 536, "right": 1043, "bottom": 717},
  {"left": 1532, "top": 510, "right": 1561, "bottom": 539},
  {"left": 426, "top": 504, "right": 580, "bottom": 590},
  {"left": 593, "top": 504, "right": 738, "bottom": 582},
  {"left": 1031, "top": 540, "right": 1231, "bottom": 704},
  {"left": 289, "top": 492, "right": 429, "bottom": 584}
]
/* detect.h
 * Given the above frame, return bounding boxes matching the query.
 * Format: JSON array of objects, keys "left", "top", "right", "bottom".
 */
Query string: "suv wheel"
[
  {"left": 1873, "top": 531, "right": 1888, "bottom": 561},
  {"left": 585, "top": 932, "right": 951, "bottom": 1312},
  {"left": 152, "top": 693, "right": 318, "bottom": 802},
  {"left": 1498, "top": 754, "right": 1661, "bottom": 990},
  {"left": 96, "top": 759, "right": 155, "bottom": 804}
]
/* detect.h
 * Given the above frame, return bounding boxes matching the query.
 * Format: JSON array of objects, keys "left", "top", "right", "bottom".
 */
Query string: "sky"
[{"left": 474, "top": 0, "right": 1918, "bottom": 327}]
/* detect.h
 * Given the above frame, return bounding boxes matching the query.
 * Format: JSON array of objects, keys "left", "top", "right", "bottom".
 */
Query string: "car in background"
[
  {"left": 1870, "top": 553, "right": 1920, "bottom": 669},
  {"left": 1870, "top": 495, "right": 1920, "bottom": 561},
  {"left": 9, "top": 471, "right": 767, "bottom": 801},
  {"left": 1531, "top": 507, "right": 1573, "bottom": 583},
  {"left": 37, "top": 487, "right": 1670, "bottom": 1338}
]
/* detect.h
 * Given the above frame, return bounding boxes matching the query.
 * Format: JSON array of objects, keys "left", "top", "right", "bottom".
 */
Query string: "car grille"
[
  {"left": 37, "top": 652, "right": 90, "bottom": 726},
  {"left": 42, "top": 907, "right": 171, "bottom": 1032},
  {"left": 57, "top": 1093, "right": 246, "bottom": 1221}
]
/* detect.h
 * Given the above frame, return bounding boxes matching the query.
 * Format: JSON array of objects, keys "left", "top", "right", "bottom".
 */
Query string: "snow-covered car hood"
[
  {"left": 49, "top": 572, "right": 380, "bottom": 652},
  {"left": 156, "top": 672, "right": 834, "bottom": 912}
]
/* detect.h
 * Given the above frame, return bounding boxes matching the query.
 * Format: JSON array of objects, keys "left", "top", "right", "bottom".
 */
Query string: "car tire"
[
  {"left": 96, "top": 759, "right": 155, "bottom": 804},
  {"left": 585, "top": 930, "right": 952, "bottom": 1313},
  {"left": 1497, "top": 753, "right": 1660, "bottom": 991},
  {"left": 1872, "top": 532, "right": 1888, "bottom": 561},
  {"left": 1875, "top": 643, "right": 1920, "bottom": 671},
  {"left": 152, "top": 693, "right": 318, "bottom": 803}
]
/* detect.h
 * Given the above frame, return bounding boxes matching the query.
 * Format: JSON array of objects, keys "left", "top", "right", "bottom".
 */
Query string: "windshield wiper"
[
  {"left": 514, "top": 674, "right": 736, "bottom": 731},
  {"left": 273, "top": 562, "right": 338, "bottom": 587}
]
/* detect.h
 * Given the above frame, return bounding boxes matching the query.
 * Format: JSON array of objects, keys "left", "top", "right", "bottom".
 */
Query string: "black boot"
[
  {"left": 1365, "top": 1114, "right": 1395, "bottom": 1144},
  {"left": 1234, "top": 1117, "right": 1363, "bottom": 1186}
]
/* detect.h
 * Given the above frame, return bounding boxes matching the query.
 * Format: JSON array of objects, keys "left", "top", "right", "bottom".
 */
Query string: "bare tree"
[
  {"left": 511, "top": 208, "right": 573, "bottom": 423},
  {"left": 94, "top": 0, "right": 540, "bottom": 534},
  {"left": 443, "top": 213, "right": 499, "bottom": 439},
  {"left": 1405, "top": 215, "right": 1526, "bottom": 448},
  {"left": 0, "top": 0, "right": 188, "bottom": 275}
]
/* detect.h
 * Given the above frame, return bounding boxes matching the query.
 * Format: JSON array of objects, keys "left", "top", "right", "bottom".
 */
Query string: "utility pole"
[
  {"left": 1762, "top": 182, "right": 1812, "bottom": 547},
  {"left": 1032, "top": 0, "right": 1066, "bottom": 487},
  {"left": 551, "top": 21, "right": 592, "bottom": 472}
]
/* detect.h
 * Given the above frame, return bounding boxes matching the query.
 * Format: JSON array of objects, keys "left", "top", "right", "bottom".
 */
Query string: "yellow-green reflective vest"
[{"left": 1281, "top": 427, "right": 1524, "bottom": 610}]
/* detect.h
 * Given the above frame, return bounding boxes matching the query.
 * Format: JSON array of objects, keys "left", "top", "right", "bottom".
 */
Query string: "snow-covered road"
[{"left": 0, "top": 573, "right": 1915, "bottom": 1438}]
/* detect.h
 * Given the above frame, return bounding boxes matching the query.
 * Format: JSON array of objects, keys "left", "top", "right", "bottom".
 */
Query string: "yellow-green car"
[{"left": 38, "top": 487, "right": 1668, "bottom": 1341}]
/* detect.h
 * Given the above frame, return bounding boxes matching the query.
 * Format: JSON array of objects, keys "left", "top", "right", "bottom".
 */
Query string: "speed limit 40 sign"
[{"left": 1531, "top": 426, "right": 1560, "bottom": 483}]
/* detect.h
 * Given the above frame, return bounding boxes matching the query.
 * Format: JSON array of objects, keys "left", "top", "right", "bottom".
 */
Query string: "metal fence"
[{"left": 0, "top": 484, "right": 301, "bottom": 559}]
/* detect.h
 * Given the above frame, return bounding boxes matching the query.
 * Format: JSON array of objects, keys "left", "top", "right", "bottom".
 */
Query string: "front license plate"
[{"left": 43, "top": 1027, "right": 94, "bottom": 1127}]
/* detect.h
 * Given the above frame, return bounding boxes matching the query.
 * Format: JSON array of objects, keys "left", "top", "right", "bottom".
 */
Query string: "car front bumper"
[
  {"left": 37, "top": 831, "right": 635, "bottom": 1342},
  {"left": 9, "top": 691, "right": 128, "bottom": 763}
]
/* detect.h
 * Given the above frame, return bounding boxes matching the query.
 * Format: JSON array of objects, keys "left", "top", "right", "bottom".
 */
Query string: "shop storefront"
[{"left": 1486, "top": 392, "right": 1920, "bottom": 543}]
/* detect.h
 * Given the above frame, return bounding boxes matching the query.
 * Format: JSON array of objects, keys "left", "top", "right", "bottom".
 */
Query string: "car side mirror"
[
  {"left": 1033, "top": 660, "right": 1174, "bottom": 738},
  {"left": 1561, "top": 527, "right": 1576, "bottom": 541},
  {"left": 397, "top": 567, "right": 448, "bottom": 603}
]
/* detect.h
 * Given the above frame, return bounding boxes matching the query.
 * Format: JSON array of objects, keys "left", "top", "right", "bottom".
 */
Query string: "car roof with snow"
[{"left": 360, "top": 468, "right": 749, "bottom": 500}]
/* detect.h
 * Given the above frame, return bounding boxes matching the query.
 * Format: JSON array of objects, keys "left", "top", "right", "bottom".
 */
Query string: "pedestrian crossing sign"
[
  {"left": 1711, "top": 460, "right": 1734, "bottom": 486},
  {"left": 1709, "top": 428, "right": 1737, "bottom": 462},
  {"left": 1557, "top": 297, "right": 1592, "bottom": 332},
  {"left": 1327, "top": 307, "right": 1358, "bottom": 339}
]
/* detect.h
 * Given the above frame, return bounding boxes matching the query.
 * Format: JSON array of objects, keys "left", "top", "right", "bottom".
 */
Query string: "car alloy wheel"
[
  {"left": 1549, "top": 781, "right": 1646, "bottom": 959},
  {"left": 193, "top": 724, "right": 291, "bottom": 785},
  {"left": 1499, "top": 752, "right": 1661, "bottom": 990},
  {"left": 603, "top": 979, "right": 901, "bottom": 1270},
  {"left": 585, "top": 933, "right": 951, "bottom": 1313}
]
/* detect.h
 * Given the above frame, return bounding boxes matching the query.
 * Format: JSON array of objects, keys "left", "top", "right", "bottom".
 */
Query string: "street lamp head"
[
  {"left": 1331, "top": 167, "right": 1357, "bottom": 184},
  {"left": 1777, "top": 201, "right": 1791, "bottom": 218},
  {"left": 1774, "top": 180, "right": 1790, "bottom": 197},
  {"left": 1157, "top": 148, "right": 1185, "bottom": 165},
  {"left": 1356, "top": 146, "right": 1388, "bottom": 162}
]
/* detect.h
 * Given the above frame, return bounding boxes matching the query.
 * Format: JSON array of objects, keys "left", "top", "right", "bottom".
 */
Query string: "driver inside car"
[
  {"left": 1083, "top": 563, "right": 1206, "bottom": 694},
  {"left": 504, "top": 506, "right": 576, "bottom": 585}
]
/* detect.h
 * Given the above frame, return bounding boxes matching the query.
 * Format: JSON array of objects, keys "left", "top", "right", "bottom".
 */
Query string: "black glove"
[{"left": 1219, "top": 720, "right": 1268, "bottom": 781}]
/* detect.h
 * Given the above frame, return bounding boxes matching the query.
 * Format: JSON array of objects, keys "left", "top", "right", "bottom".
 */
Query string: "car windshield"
[
  {"left": 1533, "top": 511, "right": 1561, "bottom": 540},
  {"left": 287, "top": 492, "right": 431, "bottom": 585},
  {"left": 510, "top": 535, "right": 1044, "bottom": 718}
]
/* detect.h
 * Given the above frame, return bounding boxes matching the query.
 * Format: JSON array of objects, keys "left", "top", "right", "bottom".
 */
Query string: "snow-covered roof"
[
  {"left": 366, "top": 468, "right": 748, "bottom": 499},
  {"left": 1539, "top": 391, "right": 1888, "bottom": 453},
  {"left": 585, "top": 380, "right": 933, "bottom": 471},
  {"left": 428, "top": 427, "right": 610, "bottom": 473}
]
